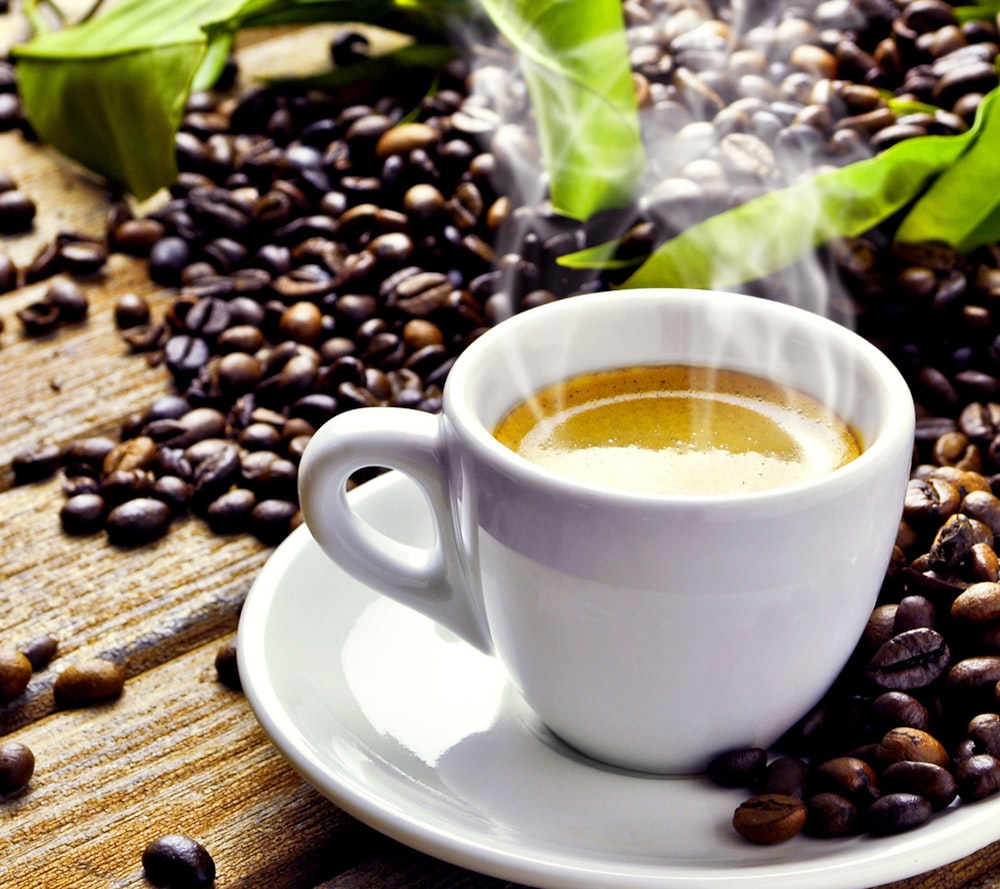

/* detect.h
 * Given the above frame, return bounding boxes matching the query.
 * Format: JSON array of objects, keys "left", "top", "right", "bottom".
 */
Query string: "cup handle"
[{"left": 298, "top": 407, "right": 493, "bottom": 654}]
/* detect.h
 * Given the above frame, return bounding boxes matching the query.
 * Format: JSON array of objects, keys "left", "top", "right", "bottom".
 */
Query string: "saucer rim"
[{"left": 239, "top": 470, "right": 1000, "bottom": 889}]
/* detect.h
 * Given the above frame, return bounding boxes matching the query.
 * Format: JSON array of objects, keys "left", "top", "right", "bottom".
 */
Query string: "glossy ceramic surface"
[{"left": 241, "top": 472, "right": 1000, "bottom": 889}]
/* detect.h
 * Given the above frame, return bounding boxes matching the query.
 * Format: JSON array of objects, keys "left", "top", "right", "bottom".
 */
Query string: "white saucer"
[{"left": 239, "top": 471, "right": 1000, "bottom": 889}]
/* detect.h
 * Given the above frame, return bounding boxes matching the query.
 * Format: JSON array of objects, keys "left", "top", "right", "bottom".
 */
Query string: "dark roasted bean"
[
  {"left": 706, "top": 747, "right": 767, "bottom": 788},
  {"left": 804, "top": 792, "right": 859, "bottom": 838},
  {"left": 142, "top": 834, "right": 216, "bottom": 888},
  {"left": 757, "top": 755, "right": 809, "bottom": 798},
  {"left": 871, "top": 691, "right": 932, "bottom": 732},
  {"left": 60, "top": 493, "right": 107, "bottom": 535},
  {"left": 867, "top": 628, "right": 950, "bottom": 691},
  {"left": 12, "top": 443, "right": 62, "bottom": 484},
  {"left": 956, "top": 753, "right": 1000, "bottom": 801},
  {"left": 20, "top": 635, "right": 58, "bottom": 671},
  {"left": 214, "top": 640, "right": 242, "bottom": 691},
  {"left": 867, "top": 793, "right": 933, "bottom": 836},
  {"left": 882, "top": 761, "right": 957, "bottom": 810},
  {"left": 105, "top": 498, "right": 172, "bottom": 546}
]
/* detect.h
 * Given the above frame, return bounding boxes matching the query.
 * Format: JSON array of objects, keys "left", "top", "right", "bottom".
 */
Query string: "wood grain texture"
[{"left": 0, "top": 21, "right": 999, "bottom": 889}]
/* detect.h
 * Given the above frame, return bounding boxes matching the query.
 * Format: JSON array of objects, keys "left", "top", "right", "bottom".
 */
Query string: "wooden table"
[{"left": 2, "top": 20, "right": 1000, "bottom": 889}]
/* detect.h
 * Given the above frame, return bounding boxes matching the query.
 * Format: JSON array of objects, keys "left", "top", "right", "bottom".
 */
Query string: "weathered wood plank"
[{"left": 0, "top": 634, "right": 397, "bottom": 889}]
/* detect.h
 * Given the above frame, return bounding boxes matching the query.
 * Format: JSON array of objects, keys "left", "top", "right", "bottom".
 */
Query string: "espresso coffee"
[{"left": 493, "top": 365, "right": 861, "bottom": 495}]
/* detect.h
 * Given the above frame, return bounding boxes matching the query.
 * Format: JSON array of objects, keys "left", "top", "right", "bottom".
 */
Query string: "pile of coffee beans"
[{"left": 710, "top": 461, "right": 1000, "bottom": 841}]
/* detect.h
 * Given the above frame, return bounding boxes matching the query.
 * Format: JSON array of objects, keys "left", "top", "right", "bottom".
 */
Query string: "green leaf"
[
  {"left": 13, "top": 0, "right": 456, "bottom": 199},
  {"left": 895, "top": 90, "right": 1000, "bottom": 252},
  {"left": 607, "top": 124, "right": 979, "bottom": 290},
  {"left": 475, "top": 0, "right": 645, "bottom": 221},
  {"left": 954, "top": 4, "right": 1000, "bottom": 23},
  {"left": 14, "top": 0, "right": 249, "bottom": 199}
]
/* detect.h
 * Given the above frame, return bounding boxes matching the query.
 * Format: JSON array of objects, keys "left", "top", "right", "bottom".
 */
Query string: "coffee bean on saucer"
[
  {"left": 732, "top": 794, "right": 807, "bottom": 844},
  {"left": 956, "top": 753, "right": 1000, "bottom": 802},
  {"left": 866, "top": 793, "right": 933, "bottom": 836},
  {"left": 53, "top": 658, "right": 125, "bottom": 708},
  {"left": 0, "top": 649, "right": 32, "bottom": 703},
  {"left": 706, "top": 746, "right": 767, "bottom": 787},
  {"left": 804, "top": 792, "right": 859, "bottom": 838},
  {"left": 757, "top": 755, "right": 809, "bottom": 798},
  {"left": 142, "top": 834, "right": 216, "bottom": 888},
  {"left": 0, "top": 740, "right": 35, "bottom": 794},
  {"left": 881, "top": 761, "right": 958, "bottom": 810}
]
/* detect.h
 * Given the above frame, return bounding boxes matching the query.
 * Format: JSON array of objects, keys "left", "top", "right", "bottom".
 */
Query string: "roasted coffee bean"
[
  {"left": 215, "top": 640, "right": 242, "bottom": 691},
  {"left": 928, "top": 513, "right": 993, "bottom": 568},
  {"left": 706, "top": 746, "right": 767, "bottom": 788},
  {"left": 251, "top": 498, "right": 300, "bottom": 544},
  {"left": 0, "top": 740, "right": 34, "bottom": 794},
  {"left": 12, "top": 442, "right": 62, "bottom": 484},
  {"left": 893, "top": 595, "right": 937, "bottom": 633},
  {"left": 150, "top": 476, "right": 191, "bottom": 516},
  {"left": 903, "top": 477, "right": 961, "bottom": 525},
  {"left": 206, "top": 488, "right": 256, "bottom": 534},
  {"left": 142, "top": 834, "right": 216, "bottom": 888},
  {"left": 53, "top": 658, "right": 125, "bottom": 707},
  {"left": 967, "top": 712, "right": 1000, "bottom": 757},
  {"left": 866, "top": 628, "right": 950, "bottom": 691},
  {"left": 0, "top": 189, "right": 36, "bottom": 233},
  {"left": 0, "top": 650, "right": 32, "bottom": 704},
  {"left": 16, "top": 299, "right": 61, "bottom": 335},
  {"left": 757, "top": 755, "right": 809, "bottom": 798},
  {"left": 961, "top": 491, "right": 1000, "bottom": 535},
  {"left": 867, "top": 793, "right": 933, "bottom": 836},
  {"left": 20, "top": 635, "right": 58, "bottom": 671},
  {"left": 804, "top": 792, "right": 859, "bottom": 838},
  {"left": 60, "top": 492, "right": 107, "bottom": 535},
  {"left": 861, "top": 604, "right": 898, "bottom": 657},
  {"left": 881, "top": 761, "right": 957, "bottom": 810},
  {"left": 970, "top": 543, "right": 1000, "bottom": 583},
  {"left": 956, "top": 753, "right": 1000, "bottom": 801},
  {"left": 58, "top": 240, "right": 107, "bottom": 277},
  {"left": 44, "top": 279, "right": 89, "bottom": 321},
  {"left": 814, "top": 756, "right": 879, "bottom": 803},
  {"left": 148, "top": 236, "right": 191, "bottom": 285},
  {"left": 114, "top": 292, "right": 151, "bottom": 329},
  {"left": 732, "top": 794, "right": 807, "bottom": 845},
  {"left": 952, "top": 582, "right": 1000, "bottom": 625},
  {"left": 103, "top": 436, "right": 159, "bottom": 474},
  {"left": 947, "top": 657, "right": 1000, "bottom": 708},
  {"left": 871, "top": 691, "right": 932, "bottom": 732},
  {"left": 875, "top": 727, "right": 951, "bottom": 769},
  {"left": 105, "top": 498, "right": 172, "bottom": 546}
]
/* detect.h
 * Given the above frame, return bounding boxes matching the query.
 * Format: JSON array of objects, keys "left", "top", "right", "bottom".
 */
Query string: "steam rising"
[{"left": 454, "top": 0, "right": 884, "bottom": 325}]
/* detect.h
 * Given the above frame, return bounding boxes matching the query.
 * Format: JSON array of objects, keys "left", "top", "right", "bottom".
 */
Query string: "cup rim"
[{"left": 443, "top": 288, "right": 915, "bottom": 506}]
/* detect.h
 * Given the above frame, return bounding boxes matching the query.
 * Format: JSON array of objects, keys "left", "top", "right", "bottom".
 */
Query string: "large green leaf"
[
  {"left": 13, "top": 0, "right": 453, "bottom": 199},
  {"left": 14, "top": 0, "right": 249, "bottom": 199},
  {"left": 895, "top": 90, "right": 1000, "bottom": 251},
  {"left": 476, "top": 0, "right": 644, "bottom": 221},
  {"left": 566, "top": 91, "right": 999, "bottom": 290}
]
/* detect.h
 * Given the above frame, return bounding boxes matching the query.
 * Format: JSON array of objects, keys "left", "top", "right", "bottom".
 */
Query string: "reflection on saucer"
[{"left": 343, "top": 598, "right": 506, "bottom": 765}]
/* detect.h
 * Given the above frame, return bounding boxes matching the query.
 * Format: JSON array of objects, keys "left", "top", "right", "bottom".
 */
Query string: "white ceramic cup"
[{"left": 298, "top": 288, "right": 915, "bottom": 774}]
